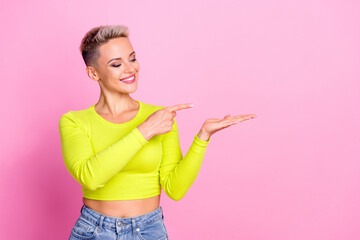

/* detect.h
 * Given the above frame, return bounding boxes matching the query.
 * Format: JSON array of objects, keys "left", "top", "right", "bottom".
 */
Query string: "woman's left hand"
[{"left": 197, "top": 113, "right": 257, "bottom": 141}]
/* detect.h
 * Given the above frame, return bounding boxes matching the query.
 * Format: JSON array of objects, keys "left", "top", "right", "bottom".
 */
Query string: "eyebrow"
[{"left": 107, "top": 51, "right": 136, "bottom": 64}]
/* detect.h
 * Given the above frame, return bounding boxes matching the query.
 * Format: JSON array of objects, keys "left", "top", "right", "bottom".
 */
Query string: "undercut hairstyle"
[{"left": 79, "top": 25, "right": 129, "bottom": 68}]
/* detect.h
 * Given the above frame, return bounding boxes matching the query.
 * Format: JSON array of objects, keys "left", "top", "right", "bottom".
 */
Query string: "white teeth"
[{"left": 121, "top": 76, "right": 134, "bottom": 81}]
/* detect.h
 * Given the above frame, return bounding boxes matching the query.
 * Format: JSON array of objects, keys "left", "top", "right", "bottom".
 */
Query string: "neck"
[{"left": 95, "top": 92, "right": 138, "bottom": 116}]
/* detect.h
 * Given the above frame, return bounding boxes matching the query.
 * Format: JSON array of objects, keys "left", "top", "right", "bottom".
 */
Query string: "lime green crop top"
[{"left": 58, "top": 100, "right": 211, "bottom": 201}]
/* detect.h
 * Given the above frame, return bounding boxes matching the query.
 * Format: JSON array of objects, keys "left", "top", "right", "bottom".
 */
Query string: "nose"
[{"left": 123, "top": 61, "right": 136, "bottom": 73}]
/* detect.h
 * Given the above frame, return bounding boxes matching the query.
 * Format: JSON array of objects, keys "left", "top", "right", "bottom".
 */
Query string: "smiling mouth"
[{"left": 119, "top": 73, "right": 135, "bottom": 81}]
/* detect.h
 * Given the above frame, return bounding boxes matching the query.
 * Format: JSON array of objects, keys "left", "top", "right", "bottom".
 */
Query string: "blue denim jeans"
[{"left": 69, "top": 204, "right": 169, "bottom": 240}]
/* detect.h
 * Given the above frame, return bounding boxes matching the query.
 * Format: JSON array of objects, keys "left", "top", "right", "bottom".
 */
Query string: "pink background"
[{"left": 1, "top": 0, "right": 359, "bottom": 239}]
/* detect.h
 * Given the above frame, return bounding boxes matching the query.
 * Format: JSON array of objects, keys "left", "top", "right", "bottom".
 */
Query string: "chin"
[{"left": 124, "top": 86, "right": 138, "bottom": 94}]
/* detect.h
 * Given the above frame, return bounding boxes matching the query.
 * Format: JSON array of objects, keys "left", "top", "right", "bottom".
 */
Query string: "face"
[{"left": 87, "top": 37, "right": 140, "bottom": 94}]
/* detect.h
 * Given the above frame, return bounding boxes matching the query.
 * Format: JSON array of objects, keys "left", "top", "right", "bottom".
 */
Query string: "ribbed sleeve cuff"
[
  {"left": 132, "top": 127, "right": 149, "bottom": 146},
  {"left": 194, "top": 133, "right": 211, "bottom": 146}
]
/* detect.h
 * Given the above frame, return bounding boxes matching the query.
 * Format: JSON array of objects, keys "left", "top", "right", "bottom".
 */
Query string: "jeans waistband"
[{"left": 79, "top": 204, "right": 164, "bottom": 232}]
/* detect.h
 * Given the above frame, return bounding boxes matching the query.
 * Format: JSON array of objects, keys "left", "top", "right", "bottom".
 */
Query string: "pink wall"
[{"left": 1, "top": 0, "right": 359, "bottom": 239}]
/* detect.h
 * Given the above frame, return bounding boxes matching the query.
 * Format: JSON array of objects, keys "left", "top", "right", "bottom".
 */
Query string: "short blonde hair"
[{"left": 79, "top": 25, "right": 129, "bottom": 67}]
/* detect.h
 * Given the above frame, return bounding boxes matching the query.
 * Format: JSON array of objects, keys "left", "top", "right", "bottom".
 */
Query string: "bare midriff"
[{"left": 82, "top": 194, "right": 161, "bottom": 218}]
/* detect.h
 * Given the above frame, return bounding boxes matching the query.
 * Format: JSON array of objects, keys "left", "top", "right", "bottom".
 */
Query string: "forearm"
[
  {"left": 161, "top": 133, "right": 210, "bottom": 201},
  {"left": 61, "top": 124, "right": 149, "bottom": 191}
]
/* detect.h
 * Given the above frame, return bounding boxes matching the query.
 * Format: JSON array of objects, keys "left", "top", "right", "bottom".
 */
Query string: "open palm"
[{"left": 201, "top": 114, "right": 257, "bottom": 136}]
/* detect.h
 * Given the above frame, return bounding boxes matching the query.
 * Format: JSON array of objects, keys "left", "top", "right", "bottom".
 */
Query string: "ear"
[{"left": 86, "top": 66, "right": 100, "bottom": 81}]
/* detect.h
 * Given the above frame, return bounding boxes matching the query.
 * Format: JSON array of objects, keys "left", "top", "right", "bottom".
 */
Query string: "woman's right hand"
[{"left": 137, "top": 103, "right": 194, "bottom": 141}]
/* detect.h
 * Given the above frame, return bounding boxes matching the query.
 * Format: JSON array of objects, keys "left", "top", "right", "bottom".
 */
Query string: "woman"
[{"left": 59, "top": 24, "right": 256, "bottom": 240}]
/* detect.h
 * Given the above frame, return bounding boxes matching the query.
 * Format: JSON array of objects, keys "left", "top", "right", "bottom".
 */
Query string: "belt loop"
[
  {"left": 99, "top": 215, "right": 105, "bottom": 230},
  {"left": 80, "top": 204, "right": 85, "bottom": 213},
  {"left": 160, "top": 206, "right": 164, "bottom": 220},
  {"left": 131, "top": 218, "right": 136, "bottom": 236}
]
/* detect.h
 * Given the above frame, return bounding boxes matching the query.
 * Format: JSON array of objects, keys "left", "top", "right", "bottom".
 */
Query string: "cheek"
[{"left": 110, "top": 68, "right": 123, "bottom": 76}]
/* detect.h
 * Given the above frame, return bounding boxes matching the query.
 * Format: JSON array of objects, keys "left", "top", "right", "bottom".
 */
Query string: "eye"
[{"left": 112, "top": 59, "right": 136, "bottom": 68}]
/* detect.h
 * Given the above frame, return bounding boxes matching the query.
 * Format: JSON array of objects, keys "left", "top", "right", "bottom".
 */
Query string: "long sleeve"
[
  {"left": 59, "top": 112, "right": 148, "bottom": 191},
  {"left": 159, "top": 118, "right": 211, "bottom": 201}
]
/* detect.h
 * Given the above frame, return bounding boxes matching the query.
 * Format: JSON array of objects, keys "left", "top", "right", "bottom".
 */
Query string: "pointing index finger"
[{"left": 165, "top": 103, "right": 194, "bottom": 112}]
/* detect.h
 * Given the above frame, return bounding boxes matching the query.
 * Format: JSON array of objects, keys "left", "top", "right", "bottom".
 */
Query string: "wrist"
[
  {"left": 137, "top": 124, "right": 153, "bottom": 141},
  {"left": 197, "top": 129, "right": 211, "bottom": 142}
]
